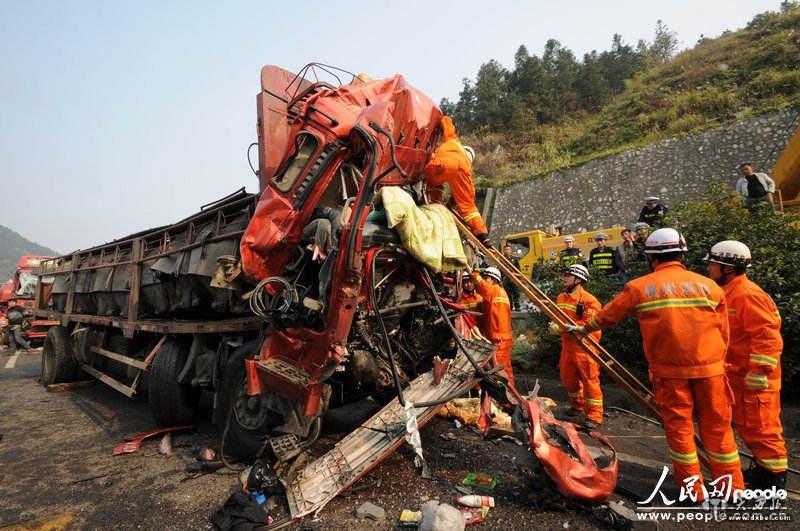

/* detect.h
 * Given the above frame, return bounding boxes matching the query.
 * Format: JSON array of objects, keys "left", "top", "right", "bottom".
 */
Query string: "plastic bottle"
[{"left": 455, "top": 495, "right": 495, "bottom": 508}]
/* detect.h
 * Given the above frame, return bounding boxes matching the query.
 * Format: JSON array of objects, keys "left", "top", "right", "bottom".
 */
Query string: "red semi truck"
[
  {"left": 34, "top": 64, "right": 616, "bottom": 523},
  {"left": 1, "top": 256, "right": 58, "bottom": 346}
]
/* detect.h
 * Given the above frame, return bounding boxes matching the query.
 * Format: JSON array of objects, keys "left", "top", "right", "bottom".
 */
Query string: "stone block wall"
[{"left": 490, "top": 108, "right": 799, "bottom": 238}]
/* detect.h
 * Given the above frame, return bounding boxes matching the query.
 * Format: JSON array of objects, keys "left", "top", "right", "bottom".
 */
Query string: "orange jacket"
[
  {"left": 557, "top": 287, "right": 602, "bottom": 355},
  {"left": 722, "top": 274, "right": 783, "bottom": 391},
  {"left": 459, "top": 290, "right": 483, "bottom": 312},
  {"left": 585, "top": 262, "right": 729, "bottom": 379},
  {"left": 424, "top": 117, "right": 488, "bottom": 237},
  {"left": 472, "top": 272, "right": 512, "bottom": 341}
]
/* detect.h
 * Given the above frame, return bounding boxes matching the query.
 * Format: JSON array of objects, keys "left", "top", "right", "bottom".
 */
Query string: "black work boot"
[
  {"left": 760, "top": 470, "right": 787, "bottom": 491},
  {"left": 743, "top": 463, "right": 765, "bottom": 487}
]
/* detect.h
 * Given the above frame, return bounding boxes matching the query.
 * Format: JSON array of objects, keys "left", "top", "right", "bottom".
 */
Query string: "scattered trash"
[
  {"left": 158, "top": 433, "right": 174, "bottom": 456},
  {"left": 45, "top": 380, "right": 94, "bottom": 393},
  {"left": 461, "top": 472, "right": 497, "bottom": 491},
  {"left": 399, "top": 508, "right": 423, "bottom": 526},
  {"left": 354, "top": 501, "right": 385, "bottom": 521},
  {"left": 455, "top": 495, "right": 494, "bottom": 508},
  {"left": 499, "top": 435, "right": 524, "bottom": 446},
  {"left": 604, "top": 501, "right": 657, "bottom": 530},
  {"left": 112, "top": 426, "right": 193, "bottom": 455},
  {"left": 441, "top": 453, "right": 456, "bottom": 459},
  {"left": 459, "top": 506, "right": 490, "bottom": 525},
  {"left": 563, "top": 522, "right": 570, "bottom": 529},
  {"left": 455, "top": 485, "right": 472, "bottom": 495},
  {"left": 198, "top": 447, "right": 217, "bottom": 461},
  {"left": 454, "top": 419, "right": 462, "bottom": 429},
  {"left": 419, "top": 501, "right": 465, "bottom": 531},
  {"left": 436, "top": 398, "right": 512, "bottom": 430}
]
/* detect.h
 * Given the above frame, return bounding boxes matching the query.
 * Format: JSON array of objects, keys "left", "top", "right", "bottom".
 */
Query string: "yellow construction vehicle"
[
  {"left": 502, "top": 226, "right": 627, "bottom": 278},
  {"left": 772, "top": 120, "right": 800, "bottom": 211}
]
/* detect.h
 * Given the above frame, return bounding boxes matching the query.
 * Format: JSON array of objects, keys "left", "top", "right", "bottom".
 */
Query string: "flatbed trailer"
[{"left": 33, "top": 189, "right": 263, "bottom": 423}]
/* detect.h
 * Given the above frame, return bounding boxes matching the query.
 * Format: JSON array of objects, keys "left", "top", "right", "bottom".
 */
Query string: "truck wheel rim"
[
  {"left": 233, "top": 381, "right": 269, "bottom": 430},
  {"left": 43, "top": 342, "right": 54, "bottom": 375}
]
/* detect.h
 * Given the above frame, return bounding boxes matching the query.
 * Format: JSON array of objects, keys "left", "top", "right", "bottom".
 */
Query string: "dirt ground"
[{"left": 0, "top": 350, "right": 798, "bottom": 530}]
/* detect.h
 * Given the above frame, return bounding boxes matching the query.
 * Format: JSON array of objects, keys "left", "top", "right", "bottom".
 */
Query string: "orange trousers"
[
  {"left": 428, "top": 181, "right": 488, "bottom": 238},
  {"left": 492, "top": 338, "right": 514, "bottom": 388},
  {"left": 559, "top": 351, "right": 603, "bottom": 423},
  {"left": 653, "top": 375, "right": 744, "bottom": 498},
  {"left": 732, "top": 390, "right": 787, "bottom": 473}
]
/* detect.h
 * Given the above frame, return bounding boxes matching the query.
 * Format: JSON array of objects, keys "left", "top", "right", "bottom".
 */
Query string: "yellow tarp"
[{"left": 374, "top": 187, "right": 468, "bottom": 272}]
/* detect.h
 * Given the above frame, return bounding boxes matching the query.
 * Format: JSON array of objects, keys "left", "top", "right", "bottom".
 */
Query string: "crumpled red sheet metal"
[
  {"left": 522, "top": 398, "right": 618, "bottom": 506},
  {"left": 241, "top": 70, "right": 442, "bottom": 282},
  {"left": 112, "top": 426, "right": 193, "bottom": 455}
]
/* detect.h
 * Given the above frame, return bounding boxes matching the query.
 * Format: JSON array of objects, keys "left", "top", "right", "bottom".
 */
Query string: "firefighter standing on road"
[
  {"left": 558, "top": 236, "right": 585, "bottom": 268},
  {"left": 472, "top": 267, "right": 515, "bottom": 387},
  {"left": 549, "top": 264, "right": 604, "bottom": 428},
  {"left": 705, "top": 240, "right": 787, "bottom": 490},
  {"left": 425, "top": 116, "right": 492, "bottom": 247},
  {"left": 569, "top": 228, "right": 745, "bottom": 498},
  {"left": 588, "top": 233, "right": 620, "bottom": 275}
]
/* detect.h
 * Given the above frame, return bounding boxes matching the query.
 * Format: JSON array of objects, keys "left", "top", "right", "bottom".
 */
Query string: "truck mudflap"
[{"left": 285, "top": 338, "right": 495, "bottom": 519}]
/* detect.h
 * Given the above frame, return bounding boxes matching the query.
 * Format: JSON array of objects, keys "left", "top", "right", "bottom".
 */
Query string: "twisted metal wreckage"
[{"left": 34, "top": 64, "right": 638, "bottom": 526}]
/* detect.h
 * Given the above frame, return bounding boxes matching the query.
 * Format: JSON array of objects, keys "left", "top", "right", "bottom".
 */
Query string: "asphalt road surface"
[{"left": 0, "top": 350, "right": 797, "bottom": 529}]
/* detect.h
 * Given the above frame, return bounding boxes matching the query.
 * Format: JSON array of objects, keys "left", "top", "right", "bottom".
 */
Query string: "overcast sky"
[{"left": 0, "top": 0, "right": 782, "bottom": 253}]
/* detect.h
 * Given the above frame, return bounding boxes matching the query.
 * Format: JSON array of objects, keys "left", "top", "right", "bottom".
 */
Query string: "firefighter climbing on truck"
[{"left": 424, "top": 116, "right": 491, "bottom": 247}]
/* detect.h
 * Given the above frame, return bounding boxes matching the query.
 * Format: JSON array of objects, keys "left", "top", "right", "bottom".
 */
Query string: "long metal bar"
[
  {"left": 450, "top": 210, "right": 712, "bottom": 467},
  {"left": 33, "top": 310, "right": 261, "bottom": 334},
  {"left": 80, "top": 364, "right": 137, "bottom": 398},
  {"left": 89, "top": 345, "right": 149, "bottom": 370}
]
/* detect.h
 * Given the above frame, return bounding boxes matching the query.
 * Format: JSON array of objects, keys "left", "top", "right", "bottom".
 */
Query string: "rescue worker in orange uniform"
[
  {"left": 569, "top": 228, "right": 744, "bottom": 499},
  {"left": 548, "top": 264, "right": 604, "bottom": 428},
  {"left": 705, "top": 240, "right": 787, "bottom": 490},
  {"left": 472, "top": 267, "right": 514, "bottom": 386},
  {"left": 425, "top": 116, "right": 491, "bottom": 247},
  {"left": 459, "top": 271, "right": 483, "bottom": 313}
]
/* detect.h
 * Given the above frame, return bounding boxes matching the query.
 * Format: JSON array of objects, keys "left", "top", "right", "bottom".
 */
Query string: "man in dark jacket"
[
  {"left": 588, "top": 233, "right": 619, "bottom": 275},
  {"left": 6, "top": 297, "right": 31, "bottom": 355},
  {"left": 638, "top": 197, "right": 669, "bottom": 228}
]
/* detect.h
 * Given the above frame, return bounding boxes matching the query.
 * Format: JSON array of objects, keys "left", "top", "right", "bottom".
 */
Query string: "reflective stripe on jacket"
[
  {"left": 585, "top": 261, "right": 729, "bottom": 379},
  {"left": 472, "top": 272, "right": 513, "bottom": 341},
  {"left": 557, "top": 287, "right": 602, "bottom": 354},
  {"left": 723, "top": 274, "right": 783, "bottom": 391}
]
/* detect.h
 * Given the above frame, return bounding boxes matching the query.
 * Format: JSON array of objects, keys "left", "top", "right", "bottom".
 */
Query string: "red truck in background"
[{"left": 1, "top": 256, "right": 59, "bottom": 346}]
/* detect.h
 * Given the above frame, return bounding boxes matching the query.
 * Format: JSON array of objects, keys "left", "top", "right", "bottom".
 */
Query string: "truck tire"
[
  {"left": 148, "top": 340, "right": 200, "bottom": 427},
  {"left": 41, "top": 326, "right": 78, "bottom": 385},
  {"left": 218, "top": 341, "right": 282, "bottom": 462}
]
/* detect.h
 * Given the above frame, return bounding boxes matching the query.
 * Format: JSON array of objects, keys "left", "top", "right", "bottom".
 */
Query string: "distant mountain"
[{"left": 0, "top": 225, "right": 59, "bottom": 281}]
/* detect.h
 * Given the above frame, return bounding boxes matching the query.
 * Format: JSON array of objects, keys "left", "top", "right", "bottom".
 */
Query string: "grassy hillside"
[
  {"left": 466, "top": 8, "right": 800, "bottom": 188},
  {"left": 0, "top": 225, "right": 59, "bottom": 281}
]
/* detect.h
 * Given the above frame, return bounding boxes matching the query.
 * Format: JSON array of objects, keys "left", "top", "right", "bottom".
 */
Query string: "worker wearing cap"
[
  {"left": 558, "top": 236, "right": 584, "bottom": 268},
  {"left": 425, "top": 117, "right": 491, "bottom": 247},
  {"left": 588, "top": 233, "right": 619, "bottom": 275},
  {"left": 6, "top": 297, "right": 32, "bottom": 355},
  {"left": 549, "top": 264, "right": 604, "bottom": 428},
  {"left": 632, "top": 222, "right": 650, "bottom": 261},
  {"left": 638, "top": 197, "right": 669, "bottom": 228},
  {"left": 735, "top": 162, "right": 776, "bottom": 212},
  {"left": 569, "top": 228, "right": 744, "bottom": 499},
  {"left": 472, "top": 267, "right": 514, "bottom": 386},
  {"left": 705, "top": 240, "right": 786, "bottom": 490}
]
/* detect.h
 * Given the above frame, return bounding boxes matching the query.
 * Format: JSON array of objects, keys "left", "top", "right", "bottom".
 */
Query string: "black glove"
[{"left": 477, "top": 233, "right": 492, "bottom": 249}]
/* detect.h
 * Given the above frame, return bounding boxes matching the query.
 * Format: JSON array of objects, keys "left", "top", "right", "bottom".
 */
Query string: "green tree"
[
  {"left": 650, "top": 20, "right": 679, "bottom": 63},
  {"left": 473, "top": 60, "right": 508, "bottom": 129},
  {"left": 598, "top": 34, "right": 645, "bottom": 93},
  {"left": 542, "top": 39, "right": 580, "bottom": 120},
  {"left": 576, "top": 51, "right": 612, "bottom": 112}
]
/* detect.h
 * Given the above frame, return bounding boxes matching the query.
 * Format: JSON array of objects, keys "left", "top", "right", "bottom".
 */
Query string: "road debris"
[
  {"left": 45, "top": 380, "right": 94, "bottom": 393},
  {"left": 199, "top": 447, "right": 217, "bottom": 461},
  {"left": 420, "top": 500, "right": 465, "bottom": 531},
  {"left": 455, "top": 495, "right": 494, "bottom": 508},
  {"left": 158, "top": 433, "right": 174, "bottom": 456},
  {"left": 462, "top": 472, "right": 497, "bottom": 491},
  {"left": 354, "top": 501, "right": 385, "bottom": 521},
  {"left": 112, "top": 426, "right": 193, "bottom": 455}
]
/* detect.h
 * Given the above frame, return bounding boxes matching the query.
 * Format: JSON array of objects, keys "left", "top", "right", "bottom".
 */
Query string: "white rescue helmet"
[
  {"left": 464, "top": 145, "right": 476, "bottom": 163},
  {"left": 703, "top": 240, "right": 752, "bottom": 268},
  {"left": 564, "top": 236, "right": 575, "bottom": 244},
  {"left": 564, "top": 264, "right": 590, "bottom": 282},
  {"left": 645, "top": 228, "right": 688, "bottom": 254},
  {"left": 462, "top": 271, "right": 473, "bottom": 280},
  {"left": 483, "top": 266, "right": 502, "bottom": 282}
]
